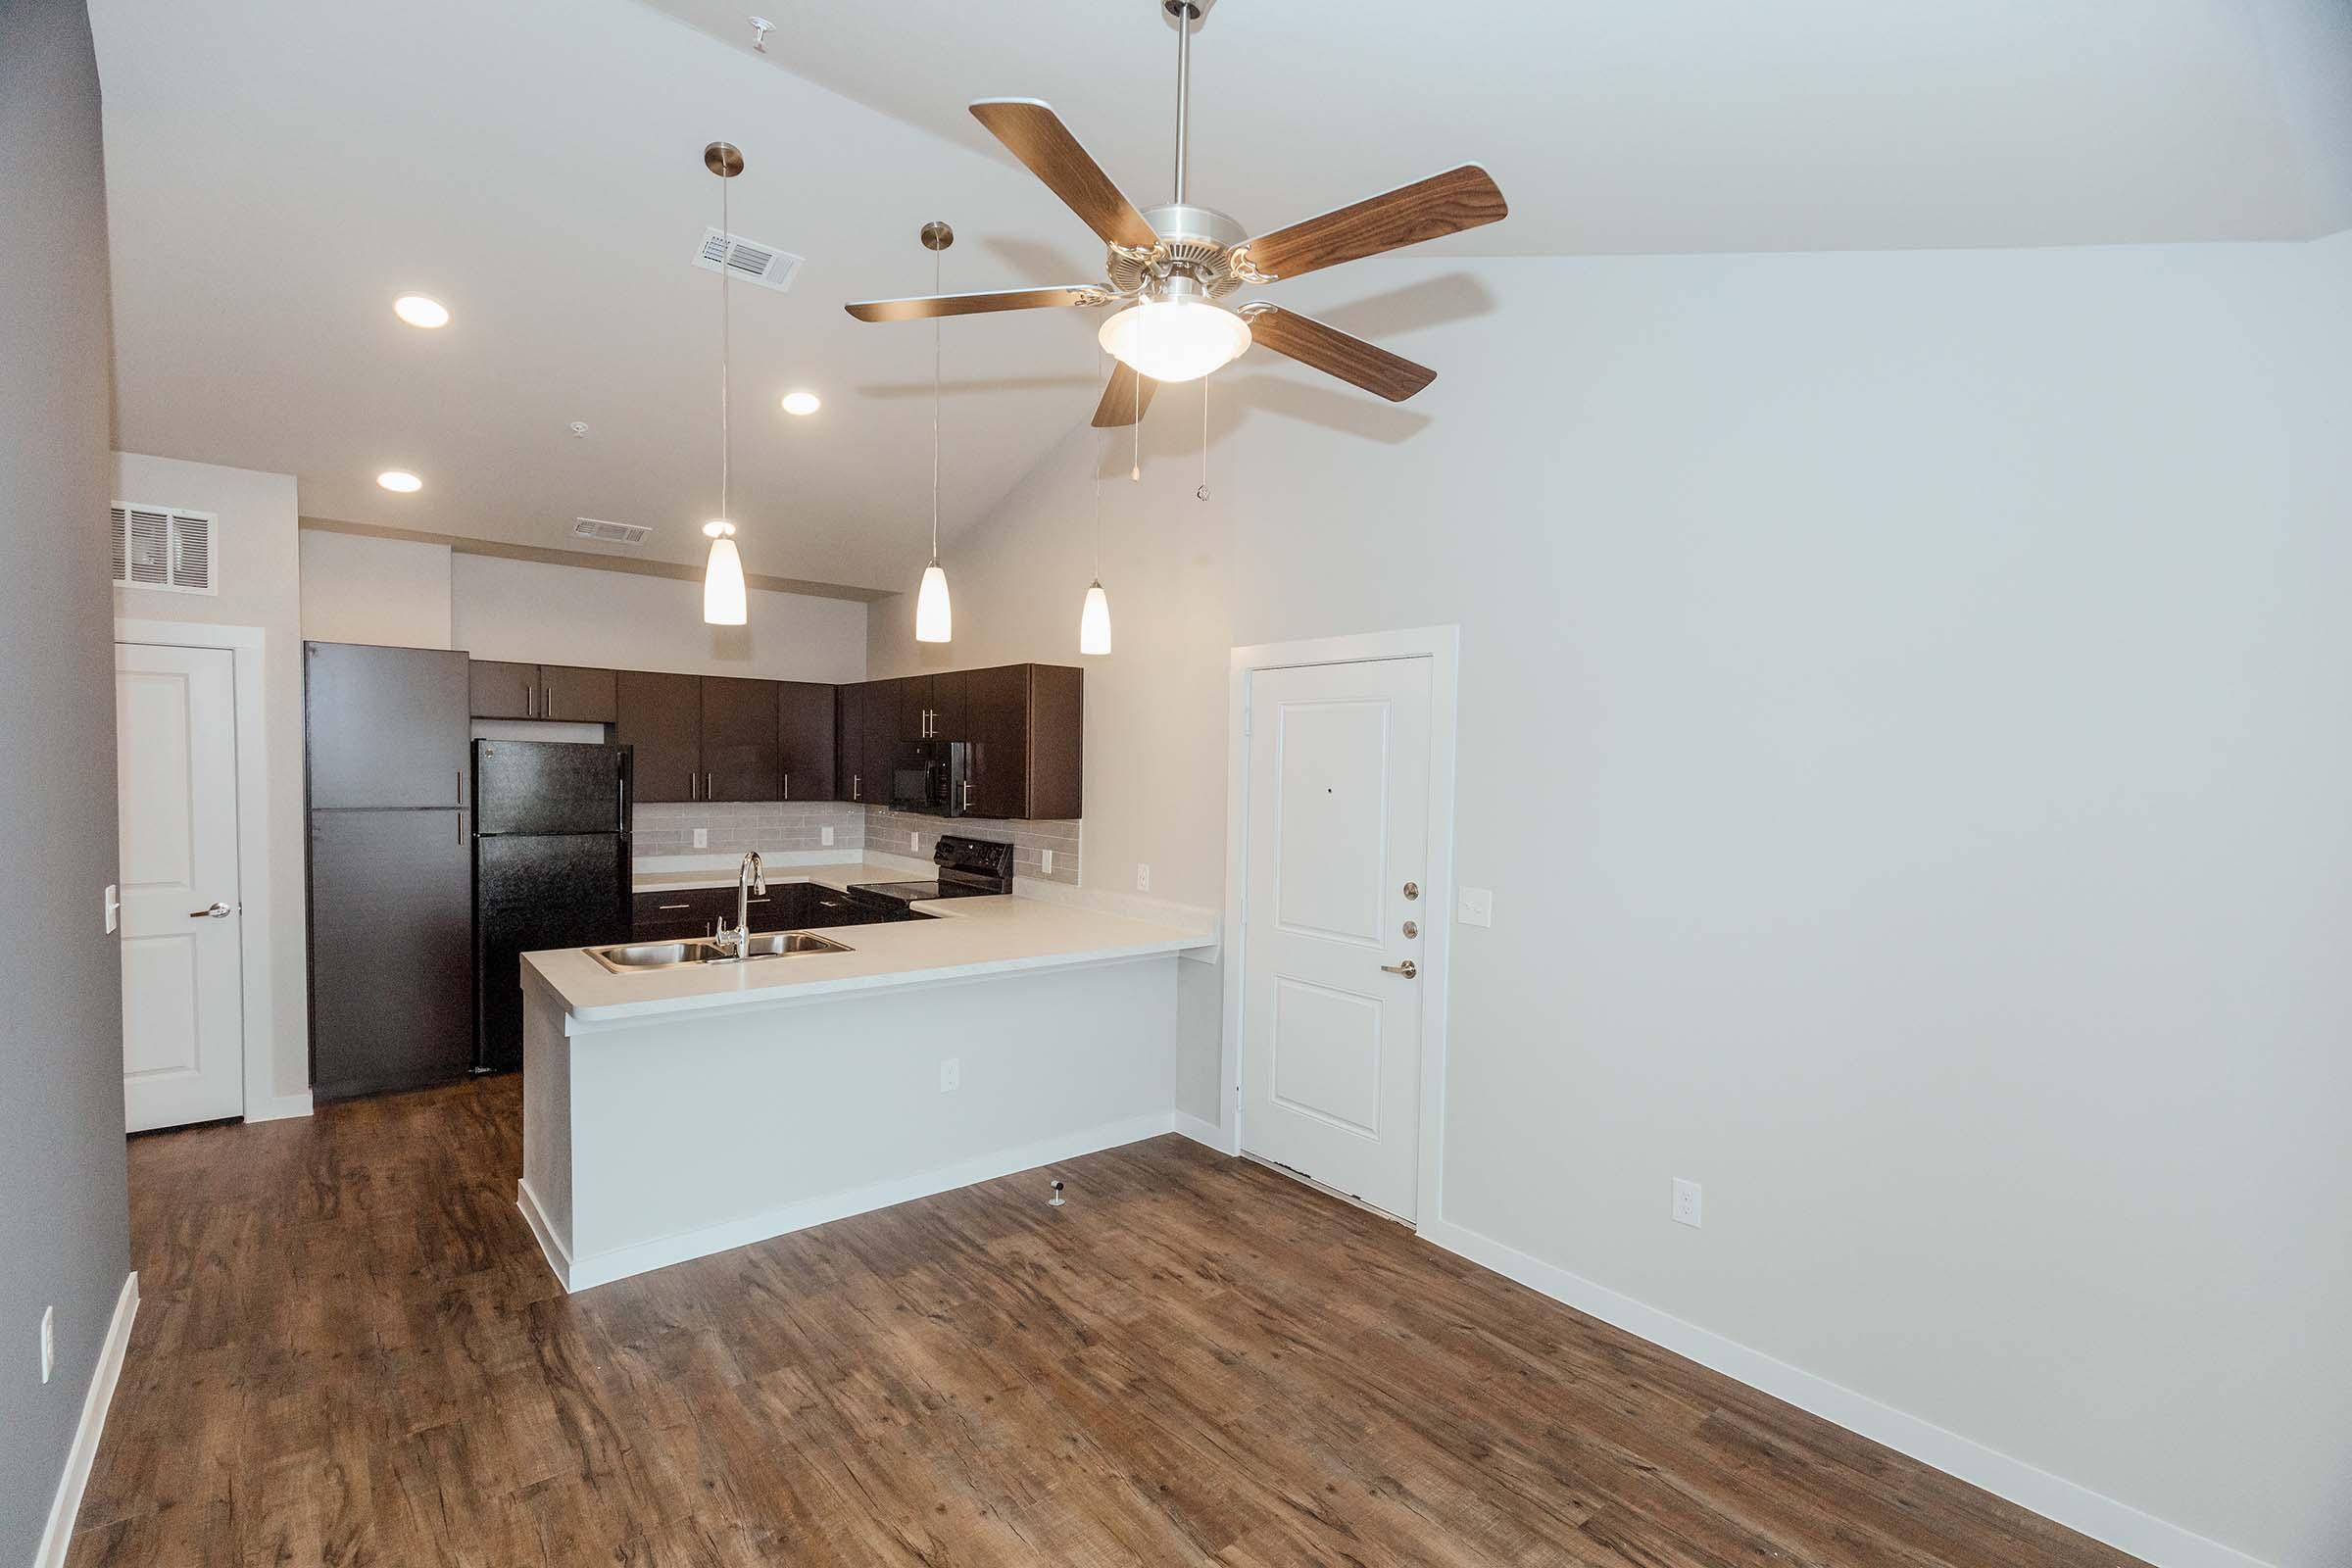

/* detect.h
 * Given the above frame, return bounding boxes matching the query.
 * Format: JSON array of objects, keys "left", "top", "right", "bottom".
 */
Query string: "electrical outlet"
[
  {"left": 820, "top": 825, "right": 834, "bottom": 848},
  {"left": 909, "top": 831, "right": 920, "bottom": 853},
  {"left": 939, "top": 1057, "right": 960, "bottom": 1092},
  {"left": 1136, "top": 863, "right": 1152, "bottom": 893},
  {"left": 1457, "top": 887, "right": 1494, "bottom": 927},
  {"left": 1672, "top": 1178, "right": 1703, "bottom": 1228},
  {"left": 692, "top": 828, "right": 709, "bottom": 849},
  {"left": 103, "top": 884, "right": 120, "bottom": 935},
  {"left": 40, "top": 1305, "right": 54, "bottom": 1384},
  {"left": 1041, "top": 849, "right": 1054, "bottom": 875}
]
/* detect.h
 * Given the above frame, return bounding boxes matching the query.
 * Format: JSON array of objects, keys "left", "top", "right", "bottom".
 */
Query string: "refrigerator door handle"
[{"left": 617, "top": 765, "right": 627, "bottom": 829}]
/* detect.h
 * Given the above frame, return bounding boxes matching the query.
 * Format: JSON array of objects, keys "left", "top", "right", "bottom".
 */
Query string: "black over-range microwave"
[{"left": 889, "top": 740, "right": 975, "bottom": 817}]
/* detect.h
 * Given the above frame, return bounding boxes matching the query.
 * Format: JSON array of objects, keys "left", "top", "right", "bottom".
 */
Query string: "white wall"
[
  {"left": 869, "top": 234, "right": 2352, "bottom": 1568},
  {"left": 298, "top": 530, "right": 451, "bottom": 648},
  {"left": 450, "top": 555, "right": 866, "bottom": 681},
  {"left": 113, "top": 453, "right": 311, "bottom": 1107}
]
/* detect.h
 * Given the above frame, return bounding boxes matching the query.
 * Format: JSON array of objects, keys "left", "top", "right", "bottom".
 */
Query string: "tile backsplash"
[
  {"left": 861, "top": 808, "right": 1082, "bottom": 886},
  {"left": 633, "top": 801, "right": 866, "bottom": 859}
]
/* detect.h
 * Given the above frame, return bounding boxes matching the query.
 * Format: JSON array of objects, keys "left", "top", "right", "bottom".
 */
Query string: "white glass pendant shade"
[
  {"left": 914, "top": 559, "right": 953, "bottom": 643},
  {"left": 701, "top": 521, "right": 747, "bottom": 625},
  {"left": 1098, "top": 300, "right": 1251, "bottom": 384},
  {"left": 1078, "top": 579, "right": 1111, "bottom": 656}
]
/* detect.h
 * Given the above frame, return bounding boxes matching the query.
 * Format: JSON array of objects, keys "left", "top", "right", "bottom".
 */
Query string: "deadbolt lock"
[
  {"left": 1401, "top": 920, "right": 1419, "bottom": 939},
  {"left": 1402, "top": 881, "right": 1419, "bottom": 901}
]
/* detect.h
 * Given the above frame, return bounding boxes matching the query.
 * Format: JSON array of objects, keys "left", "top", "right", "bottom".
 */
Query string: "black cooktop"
[
  {"left": 853, "top": 834, "right": 1015, "bottom": 906},
  {"left": 850, "top": 879, "right": 994, "bottom": 904}
]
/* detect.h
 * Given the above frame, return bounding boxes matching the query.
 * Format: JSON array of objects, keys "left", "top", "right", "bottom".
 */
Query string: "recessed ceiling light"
[
  {"left": 393, "top": 295, "right": 450, "bottom": 328},
  {"left": 376, "top": 469, "right": 422, "bottom": 493},
  {"left": 780, "top": 390, "right": 820, "bottom": 416}
]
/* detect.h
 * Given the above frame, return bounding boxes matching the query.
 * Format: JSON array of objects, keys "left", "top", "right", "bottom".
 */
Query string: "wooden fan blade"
[
  {"left": 1092, "top": 363, "right": 1158, "bottom": 428},
  {"left": 1239, "top": 165, "right": 1506, "bottom": 282},
  {"left": 845, "top": 285, "right": 1104, "bottom": 323},
  {"left": 1244, "top": 305, "right": 1436, "bottom": 402},
  {"left": 969, "top": 99, "right": 1160, "bottom": 251}
]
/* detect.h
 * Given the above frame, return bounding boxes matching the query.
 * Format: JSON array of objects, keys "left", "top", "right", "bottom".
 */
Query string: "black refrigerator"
[
  {"left": 306, "top": 642, "right": 476, "bottom": 1102},
  {"left": 472, "top": 740, "right": 632, "bottom": 1073}
]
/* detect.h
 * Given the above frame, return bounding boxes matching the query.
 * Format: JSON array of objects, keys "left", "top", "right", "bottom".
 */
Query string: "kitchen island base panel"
[{"left": 520, "top": 955, "right": 1180, "bottom": 1291}]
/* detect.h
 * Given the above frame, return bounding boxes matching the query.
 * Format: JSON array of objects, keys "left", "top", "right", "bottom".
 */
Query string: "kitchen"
[{"left": 299, "top": 631, "right": 1209, "bottom": 1288}]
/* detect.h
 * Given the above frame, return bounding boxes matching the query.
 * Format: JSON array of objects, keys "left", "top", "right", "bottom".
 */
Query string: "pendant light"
[
  {"left": 912, "top": 220, "right": 954, "bottom": 643},
  {"left": 701, "top": 140, "right": 749, "bottom": 626},
  {"left": 1078, "top": 360, "right": 1113, "bottom": 656}
]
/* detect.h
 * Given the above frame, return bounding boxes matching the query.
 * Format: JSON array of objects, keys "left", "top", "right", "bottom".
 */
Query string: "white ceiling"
[{"left": 90, "top": 0, "right": 2348, "bottom": 591}]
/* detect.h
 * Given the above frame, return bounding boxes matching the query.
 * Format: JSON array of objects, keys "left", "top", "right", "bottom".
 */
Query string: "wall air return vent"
[
  {"left": 110, "top": 504, "right": 218, "bottom": 594},
  {"left": 695, "top": 227, "right": 802, "bottom": 292},
  {"left": 571, "top": 517, "right": 653, "bottom": 547}
]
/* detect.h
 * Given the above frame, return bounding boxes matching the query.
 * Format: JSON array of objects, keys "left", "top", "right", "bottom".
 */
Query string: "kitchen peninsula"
[{"left": 514, "top": 860, "right": 1213, "bottom": 1291}]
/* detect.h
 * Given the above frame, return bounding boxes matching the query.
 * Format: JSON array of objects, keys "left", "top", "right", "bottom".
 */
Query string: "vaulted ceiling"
[{"left": 90, "top": 0, "right": 2349, "bottom": 594}]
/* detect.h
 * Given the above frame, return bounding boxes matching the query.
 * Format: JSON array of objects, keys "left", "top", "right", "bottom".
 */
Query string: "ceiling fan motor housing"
[{"left": 1109, "top": 202, "right": 1249, "bottom": 299}]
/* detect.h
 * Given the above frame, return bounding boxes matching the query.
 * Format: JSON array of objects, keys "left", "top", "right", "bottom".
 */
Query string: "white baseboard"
[
  {"left": 35, "top": 1271, "right": 139, "bottom": 1568},
  {"left": 535, "top": 1110, "right": 1180, "bottom": 1292},
  {"left": 1417, "top": 1219, "right": 2272, "bottom": 1568},
  {"left": 244, "top": 1090, "right": 313, "bottom": 1123},
  {"left": 514, "top": 1177, "right": 575, "bottom": 1289},
  {"left": 1171, "top": 1111, "right": 1234, "bottom": 1153}
]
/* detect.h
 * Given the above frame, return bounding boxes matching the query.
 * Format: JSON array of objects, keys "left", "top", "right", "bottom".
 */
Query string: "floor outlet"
[
  {"left": 821, "top": 825, "right": 834, "bottom": 848},
  {"left": 40, "top": 1304, "right": 54, "bottom": 1384},
  {"left": 1672, "top": 1178, "right": 1703, "bottom": 1228},
  {"left": 693, "top": 828, "right": 709, "bottom": 849},
  {"left": 939, "top": 1058, "right": 959, "bottom": 1092},
  {"left": 1136, "top": 863, "right": 1151, "bottom": 893}
]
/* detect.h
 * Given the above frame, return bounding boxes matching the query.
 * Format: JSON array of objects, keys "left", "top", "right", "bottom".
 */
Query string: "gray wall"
[{"left": 0, "top": 0, "right": 133, "bottom": 1558}]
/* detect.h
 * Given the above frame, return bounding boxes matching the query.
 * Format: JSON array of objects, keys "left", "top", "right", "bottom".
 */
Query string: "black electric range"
[{"left": 849, "top": 833, "right": 1014, "bottom": 910}]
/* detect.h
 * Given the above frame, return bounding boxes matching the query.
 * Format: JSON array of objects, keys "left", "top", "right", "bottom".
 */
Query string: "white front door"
[
  {"left": 1240, "top": 657, "right": 1433, "bottom": 1219},
  {"left": 116, "top": 643, "right": 245, "bottom": 1132}
]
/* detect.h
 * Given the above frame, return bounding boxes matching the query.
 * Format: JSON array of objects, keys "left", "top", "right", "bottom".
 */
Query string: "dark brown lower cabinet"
[{"left": 614, "top": 670, "right": 703, "bottom": 802}]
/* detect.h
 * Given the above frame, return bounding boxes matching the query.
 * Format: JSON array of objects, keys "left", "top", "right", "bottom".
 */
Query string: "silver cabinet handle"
[
  {"left": 1381, "top": 959, "right": 1418, "bottom": 978},
  {"left": 689, "top": 771, "right": 698, "bottom": 802},
  {"left": 188, "top": 902, "right": 232, "bottom": 919},
  {"left": 853, "top": 773, "right": 860, "bottom": 801},
  {"left": 961, "top": 779, "right": 973, "bottom": 811},
  {"left": 457, "top": 767, "right": 466, "bottom": 808},
  {"left": 656, "top": 903, "right": 693, "bottom": 911},
  {"left": 707, "top": 770, "right": 716, "bottom": 800},
  {"left": 542, "top": 685, "right": 554, "bottom": 719},
  {"left": 526, "top": 684, "right": 536, "bottom": 718}
]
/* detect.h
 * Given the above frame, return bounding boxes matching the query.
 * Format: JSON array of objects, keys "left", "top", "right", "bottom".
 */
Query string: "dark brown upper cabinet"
[
  {"left": 700, "top": 677, "right": 782, "bottom": 803},
  {"left": 834, "top": 681, "right": 884, "bottom": 805},
  {"left": 779, "top": 682, "right": 836, "bottom": 801},
  {"left": 963, "top": 663, "right": 1083, "bottom": 820},
  {"left": 468, "top": 661, "right": 618, "bottom": 723},
  {"left": 613, "top": 670, "right": 703, "bottom": 802}
]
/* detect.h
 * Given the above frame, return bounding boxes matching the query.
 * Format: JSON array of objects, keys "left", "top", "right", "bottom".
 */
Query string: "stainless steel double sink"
[{"left": 587, "top": 931, "right": 852, "bottom": 973}]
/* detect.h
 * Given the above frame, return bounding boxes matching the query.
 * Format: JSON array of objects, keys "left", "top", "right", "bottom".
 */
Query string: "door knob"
[
  {"left": 188, "top": 902, "right": 232, "bottom": 919},
  {"left": 1381, "top": 959, "right": 1418, "bottom": 978}
]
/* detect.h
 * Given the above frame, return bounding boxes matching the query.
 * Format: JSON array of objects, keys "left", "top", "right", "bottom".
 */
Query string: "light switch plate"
[
  {"left": 1041, "top": 849, "right": 1054, "bottom": 875},
  {"left": 1136, "top": 863, "right": 1152, "bottom": 893},
  {"left": 821, "top": 826, "right": 835, "bottom": 848},
  {"left": 909, "top": 831, "right": 920, "bottom": 853},
  {"left": 1458, "top": 887, "right": 1494, "bottom": 927},
  {"left": 103, "top": 884, "right": 120, "bottom": 935},
  {"left": 692, "top": 828, "right": 709, "bottom": 849},
  {"left": 40, "top": 1305, "right": 54, "bottom": 1384}
]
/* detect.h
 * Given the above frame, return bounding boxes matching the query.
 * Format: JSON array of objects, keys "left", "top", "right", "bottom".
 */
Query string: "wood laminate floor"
[{"left": 71, "top": 1076, "right": 2141, "bottom": 1567}]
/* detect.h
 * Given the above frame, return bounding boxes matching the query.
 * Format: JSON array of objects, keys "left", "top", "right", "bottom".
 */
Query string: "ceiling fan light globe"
[{"left": 1099, "top": 300, "right": 1250, "bottom": 384}]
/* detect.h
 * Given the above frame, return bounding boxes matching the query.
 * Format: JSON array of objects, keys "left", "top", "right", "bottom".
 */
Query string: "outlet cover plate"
[
  {"left": 1672, "top": 1178, "right": 1702, "bottom": 1228},
  {"left": 1458, "top": 886, "right": 1494, "bottom": 927}
]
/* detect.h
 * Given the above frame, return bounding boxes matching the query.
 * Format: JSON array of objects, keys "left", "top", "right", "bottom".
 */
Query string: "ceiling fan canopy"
[{"left": 844, "top": 0, "right": 1509, "bottom": 426}]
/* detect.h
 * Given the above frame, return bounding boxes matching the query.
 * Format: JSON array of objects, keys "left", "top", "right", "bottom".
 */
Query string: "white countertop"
[{"left": 526, "top": 872, "right": 1214, "bottom": 1030}]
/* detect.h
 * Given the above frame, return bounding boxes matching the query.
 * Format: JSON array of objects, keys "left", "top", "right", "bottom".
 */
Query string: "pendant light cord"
[
  {"left": 1199, "top": 374, "right": 1209, "bottom": 501},
  {"left": 1094, "top": 355, "right": 1107, "bottom": 579},
  {"left": 719, "top": 146, "right": 732, "bottom": 527},
  {"left": 930, "top": 248, "right": 942, "bottom": 563}
]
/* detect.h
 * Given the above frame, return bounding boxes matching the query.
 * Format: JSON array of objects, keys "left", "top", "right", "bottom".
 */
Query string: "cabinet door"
[
  {"left": 961, "top": 664, "right": 1031, "bottom": 821},
  {"left": 540, "top": 664, "right": 618, "bottom": 723},
  {"left": 702, "top": 677, "right": 782, "bottom": 802},
  {"left": 929, "top": 669, "right": 970, "bottom": 741},
  {"left": 833, "top": 684, "right": 865, "bottom": 804},
  {"left": 897, "top": 675, "right": 935, "bottom": 740},
  {"left": 468, "top": 660, "right": 539, "bottom": 719},
  {"left": 779, "top": 683, "right": 836, "bottom": 801},
  {"left": 1025, "top": 663, "right": 1085, "bottom": 820},
  {"left": 614, "top": 670, "right": 703, "bottom": 802},
  {"left": 862, "top": 678, "right": 906, "bottom": 785},
  {"left": 306, "top": 643, "right": 471, "bottom": 809}
]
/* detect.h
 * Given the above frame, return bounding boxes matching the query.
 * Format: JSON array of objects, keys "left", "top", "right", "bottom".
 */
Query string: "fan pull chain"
[
  {"left": 1197, "top": 375, "right": 1209, "bottom": 501},
  {"left": 1130, "top": 375, "right": 1141, "bottom": 481}
]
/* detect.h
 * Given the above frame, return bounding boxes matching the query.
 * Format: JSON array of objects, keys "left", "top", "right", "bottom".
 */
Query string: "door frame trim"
[
  {"left": 115, "top": 618, "right": 297, "bottom": 1123},
  {"left": 1218, "top": 624, "right": 1460, "bottom": 1229}
]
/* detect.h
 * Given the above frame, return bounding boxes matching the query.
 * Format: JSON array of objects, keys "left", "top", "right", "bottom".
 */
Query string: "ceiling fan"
[{"left": 844, "top": 0, "right": 1508, "bottom": 429}]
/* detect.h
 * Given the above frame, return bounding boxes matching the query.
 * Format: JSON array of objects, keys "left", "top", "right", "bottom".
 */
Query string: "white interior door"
[
  {"left": 116, "top": 643, "right": 245, "bottom": 1131},
  {"left": 1240, "top": 657, "right": 1432, "bottom": 1219}
]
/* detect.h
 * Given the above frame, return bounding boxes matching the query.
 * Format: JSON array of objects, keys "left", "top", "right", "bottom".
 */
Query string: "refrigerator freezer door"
[
  {"left": 474, "top": 740, "right": 629, "bottom": 836},
  {"left": 305, "top": 643, "right": 471, "bottom": 809},
  {"left": 473, "top": 831, "right": 631, "bottom": 1072},
  {"left": 309, "top": 808, "right": 473, "bottom": 1099}
]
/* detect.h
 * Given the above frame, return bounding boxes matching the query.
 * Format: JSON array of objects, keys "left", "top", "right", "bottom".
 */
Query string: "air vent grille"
[
  {"left": 695, "top": 227, "right": 803, "bottom": 292},
  {"left": 110, "top": 504, "right": 218, "bottom": 594},
  {"left": 571, "top": 517, "right": 652, "bottom": 547}
]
